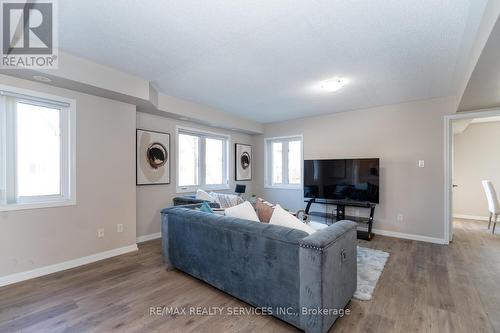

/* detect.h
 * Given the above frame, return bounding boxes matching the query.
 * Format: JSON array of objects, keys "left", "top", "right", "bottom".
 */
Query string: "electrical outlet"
[
  {"left": 117, "top": 224, "right": 124, "bottom": 233},
  {"left": 397, "top": 214, "right": 404, "bottom": 223},
  {"left": 97, "top": 228, "right": 105, "bottom": 238},
  {"left": 418, "top": 160, "right": 425, "bottom": 168}
]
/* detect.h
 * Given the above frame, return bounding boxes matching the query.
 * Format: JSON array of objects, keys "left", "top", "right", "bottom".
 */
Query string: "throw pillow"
[
  {"left": 269, "top": 204, "right": 316, "bottom": 235},
  {"left": 256, "top": 198, "right": 274, "bottom": 223},
  {"left": 196, "top": 189, "right": 216, "bottom": 202},
  {"left": 199, "top": 201, "right": 214, "bottom": 214},
  {"left": 224, "top": 201, "right": 259, "bottom": 222},
  {"left": 209, "top": 192, "right": 244, "bottom": 208}
]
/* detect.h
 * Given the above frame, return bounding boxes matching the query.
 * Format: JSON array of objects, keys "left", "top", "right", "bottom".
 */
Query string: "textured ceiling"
[
  {"left": 459, "top": 16, "right": 500, "bottom": 111},
  {"left": 59, "top": 1, "right": 486, "bottom": 123}
]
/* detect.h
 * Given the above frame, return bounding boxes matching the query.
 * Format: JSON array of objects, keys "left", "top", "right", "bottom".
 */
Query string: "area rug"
[{"left": 354, "top": 246, "right": 390, "bottom": 301}]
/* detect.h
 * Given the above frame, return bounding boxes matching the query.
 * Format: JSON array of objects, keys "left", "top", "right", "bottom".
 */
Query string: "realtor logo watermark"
[{"left": 1, "top": 0, "right": 58, "bottom": 68}]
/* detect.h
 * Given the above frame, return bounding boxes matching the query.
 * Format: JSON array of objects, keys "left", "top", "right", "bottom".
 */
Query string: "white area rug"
[{"left": 354, "top": 246, "right": 390, "bottom": 301}]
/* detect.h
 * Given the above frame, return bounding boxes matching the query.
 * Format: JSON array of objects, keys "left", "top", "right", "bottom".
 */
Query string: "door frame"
[{"left": 444, "top": 107, "right": 500, "bottom": 243}]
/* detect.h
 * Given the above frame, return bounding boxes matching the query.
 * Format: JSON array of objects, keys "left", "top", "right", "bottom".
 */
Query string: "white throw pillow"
[
  {"left": 269, "top": 204, "right": 316, "bottom": 235},
  {"left": 224, "top": 201, "right": 259, "bottom": 222},
  {"left": 196, "top": 189, "right": 216, "bottom": 202}
]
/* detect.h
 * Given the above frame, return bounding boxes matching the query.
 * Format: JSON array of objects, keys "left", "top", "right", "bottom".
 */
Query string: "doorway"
[{"left": 444, "top": 108, "right": 500, "bottom": 243}]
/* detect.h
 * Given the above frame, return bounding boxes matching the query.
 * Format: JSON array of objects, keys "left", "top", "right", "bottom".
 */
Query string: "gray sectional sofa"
[{"left": 161, "top": 205, "right": 357, "bottom": 333}]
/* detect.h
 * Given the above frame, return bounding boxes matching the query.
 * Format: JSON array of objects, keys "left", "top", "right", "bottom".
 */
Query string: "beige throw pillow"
[{"left": 256, "top": 198, "right": 274, "bottom": 223}]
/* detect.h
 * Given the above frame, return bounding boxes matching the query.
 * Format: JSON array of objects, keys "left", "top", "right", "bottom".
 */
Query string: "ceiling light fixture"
[
  {"left": 33, "top": 75, "right": 52, "bottom": 83},
  {"left": 319, "top": 77, "right": 348, "bottom": 92}
]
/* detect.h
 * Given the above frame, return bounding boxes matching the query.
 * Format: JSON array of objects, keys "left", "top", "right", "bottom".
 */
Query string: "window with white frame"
[
  {"left": 0, "top": 86, "right": 75, "bottom": 211},
  {"left": 177, "top": 127, "right": 229, "bottom": 192},
  {"left": 265, "top": 135, "right": 303, "bottom": 188}
]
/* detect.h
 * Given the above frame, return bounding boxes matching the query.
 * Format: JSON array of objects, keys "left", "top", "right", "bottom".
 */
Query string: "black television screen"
[{"left": 303, "top": 158, "right": 379, "bottom": 203}]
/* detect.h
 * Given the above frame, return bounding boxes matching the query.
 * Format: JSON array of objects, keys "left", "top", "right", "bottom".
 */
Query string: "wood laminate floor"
[{"left": 1, "top": 219, "right": 499, "bottom": 333}]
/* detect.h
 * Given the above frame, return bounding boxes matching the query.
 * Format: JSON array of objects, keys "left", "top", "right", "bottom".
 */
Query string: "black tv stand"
[{"left": 304, "top": 198, "right": 376, "bottom": 241}]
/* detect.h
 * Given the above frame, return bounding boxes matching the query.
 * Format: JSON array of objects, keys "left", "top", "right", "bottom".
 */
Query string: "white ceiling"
[
  {"left": 459, "top": 16, "right": 500, "bottom": 111},
  {"left": 59, "top": 1, "right": 487, "bottom": 123}
]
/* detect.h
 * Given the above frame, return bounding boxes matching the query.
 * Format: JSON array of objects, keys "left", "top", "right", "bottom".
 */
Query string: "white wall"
[
  {"left": 453, "top": 121, "right": 500, "bottom": 218},
  {"left": 253, "top": 97, "right": 456, "bottom": 241},
  {"left": 0, "top": 75, "right": 137, "bottom": 278},
  {"left": 136, "top": 112, "right": 256, "bottom": 238}
]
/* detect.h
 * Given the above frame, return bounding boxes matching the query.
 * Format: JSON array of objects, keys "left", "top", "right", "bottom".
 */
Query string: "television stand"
[{"left": 304, "top": 199, "right": 376, "bottom": 241}]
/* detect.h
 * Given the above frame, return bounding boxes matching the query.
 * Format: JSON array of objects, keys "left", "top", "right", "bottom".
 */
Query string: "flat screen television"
[{"left": 303, "top": 158, "right": 379, "bottom": 203}]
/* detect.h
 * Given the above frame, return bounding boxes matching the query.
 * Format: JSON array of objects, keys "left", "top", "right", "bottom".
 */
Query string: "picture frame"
[
  {"left": 235, "top": 143, "right": 252, "bottom": 181},
  {"left": 136, "top": 129, "right": 170, "bottom": 185}
]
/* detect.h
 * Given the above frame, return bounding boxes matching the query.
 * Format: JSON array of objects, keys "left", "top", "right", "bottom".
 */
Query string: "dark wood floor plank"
[{"left": 0, "top": 219, "right": 499, "bottom": 332}]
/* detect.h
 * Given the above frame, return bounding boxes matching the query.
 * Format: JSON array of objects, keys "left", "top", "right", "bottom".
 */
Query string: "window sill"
[
  {"left": 176, "top": 185, "right": 231, "bottom": 194},
  {"left": 0, "top": 199, "right": 76, "bottom": 212}
]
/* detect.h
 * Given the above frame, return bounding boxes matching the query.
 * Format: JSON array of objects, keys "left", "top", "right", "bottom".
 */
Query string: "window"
[
  {"left": 265, "top": 135, "right": 303, "bottom": 188},
  {"left": 0, "top": 86, "right": 76, "bottom": 211},
  {"left": 177, "top": 127, "right": 229, "bottom": 192}
]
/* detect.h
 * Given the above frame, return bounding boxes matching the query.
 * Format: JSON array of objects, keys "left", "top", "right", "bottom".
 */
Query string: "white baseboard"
[
  {"left": 373, "top": 229, "right": 447, "bottom": 244},
  {"left": 136, "top": 232, "right": 161, "bottom": 243},
  {"left": 357, "top": 226, "right": 447, "bottom": 244},
  {"left": 0, "top": 244, "right": 138, "bottom": 288},
  {"left": 453, "top": 214, "right": 490, "bottom": 221}
]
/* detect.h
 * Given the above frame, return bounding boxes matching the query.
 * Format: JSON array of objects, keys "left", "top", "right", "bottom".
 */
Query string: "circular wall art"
[
  {"left": 147, "top": 142, "right": 167, "bottom": 169},
  {"left": 136, "top": 129, "right": 170, "bottom": 185},
  {"left": 240, "top": 152, "right": 250, "bottom": 170},
  {"left": 235, "top": 143, "right": 252, "bottom": 181}
]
